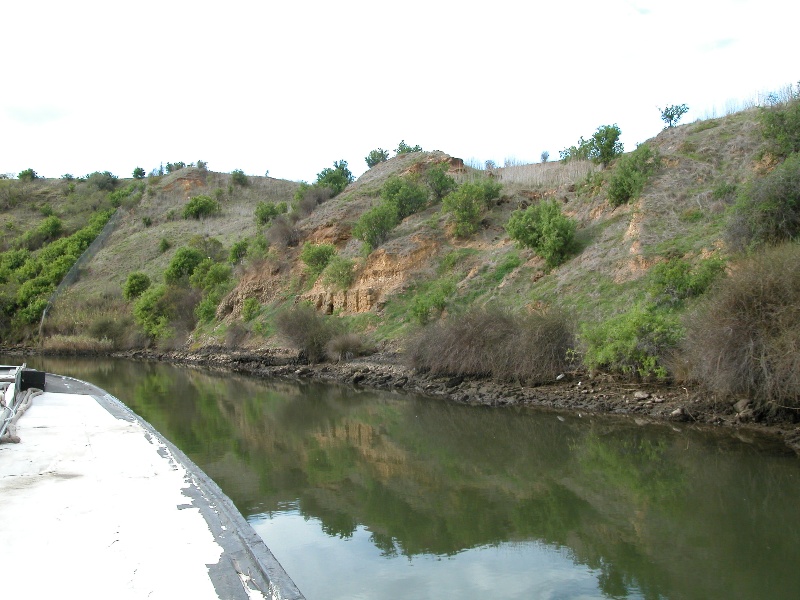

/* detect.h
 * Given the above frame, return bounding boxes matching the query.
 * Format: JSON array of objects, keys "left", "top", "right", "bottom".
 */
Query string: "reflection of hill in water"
[{"left": 12, "top": 355, "right": 800, "bottom": 600}]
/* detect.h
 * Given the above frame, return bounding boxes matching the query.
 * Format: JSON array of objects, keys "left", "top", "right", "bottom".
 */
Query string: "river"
[{"left": 9, "top": 355, "right": 800, "bottom": 599}]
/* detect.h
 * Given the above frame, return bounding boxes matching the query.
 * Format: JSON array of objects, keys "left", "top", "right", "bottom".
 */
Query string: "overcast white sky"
[{"left": 2, "top": 0, "right": 797, "bottom": 182}]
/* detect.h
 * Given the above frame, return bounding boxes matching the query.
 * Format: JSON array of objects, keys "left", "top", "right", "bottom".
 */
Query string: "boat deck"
[{"left": 0, "top": 373, "right": 303, "bottom": 599}]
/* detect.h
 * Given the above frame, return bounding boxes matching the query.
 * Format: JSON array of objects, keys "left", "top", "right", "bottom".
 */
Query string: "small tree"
[
  {"left": 86, "top": 171, "right": 118, "bottom": 191},
  {"left": 132, "top": 167, "right": 146, "bottom": 179},
  {"left": 426, "top": 163, "right": 457, "bottom": 201},
  {"left": 659, "top": 104, "right": 689, "bottom": 128},
  {"left": 123, "top": 272, "right": 151, "bottom": 300},
  {"left": 231, "top": 169, "right": 248, "bottom": 186},
  {"left": 395, "top": 140, "right": 423, "bottom": 154},
  {"left": 589, "top": 124, "right": 624, "bottom": 167},
  {"left": 365, "top": 148, "right": 389, "bottom": 168},
  {"left": 541, "top": 150, "right": 550, "bottom": 163},
  {"left": 315, "top": 160, "right": 354, "bottom": 196},
  {"left": 18, "top": 168, "right": 38, "bottom": 182}
]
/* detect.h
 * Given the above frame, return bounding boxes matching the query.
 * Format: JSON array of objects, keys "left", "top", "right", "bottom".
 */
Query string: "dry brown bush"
[
  {"left": 326, "top": 332, "right": 366, "bottom": 361},
  {"left": 407, "top": 306, "right": 575, "bottom": 385},
  {"left": 42, "top": 334, "right": 114, "bottom": 353},
  {"left": 275, "top": 304, "right": 340, "bottom": 363},
  {"left": 682, "top": 243, "right": 800, "bottom": 413},
  {"left": 297, "top": 186, "right": 334, "bottom": 217},
  {"left": 266, "top": 215, "right": 301, "bottom": 248}
]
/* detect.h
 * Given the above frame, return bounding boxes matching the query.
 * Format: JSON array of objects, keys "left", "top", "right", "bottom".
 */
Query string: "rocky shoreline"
[
  {"left": 110, "top": 346, "right": 800, "bottom": 456},
  {"left": 3, "top": 344, "right": 798, "bottom": 454}
]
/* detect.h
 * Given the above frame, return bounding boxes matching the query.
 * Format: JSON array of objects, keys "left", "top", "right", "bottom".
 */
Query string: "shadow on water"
[{"left": 11, "top": 354, "right": 800, "bottom": 599}]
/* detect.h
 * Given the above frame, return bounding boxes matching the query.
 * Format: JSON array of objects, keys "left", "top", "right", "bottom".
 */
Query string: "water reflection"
[{"left": 11, "top": 355, "right": 800, "bottom": 599}]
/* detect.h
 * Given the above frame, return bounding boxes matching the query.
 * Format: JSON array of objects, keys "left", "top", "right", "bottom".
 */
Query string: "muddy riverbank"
[
  {"left": 4, "top": 345, "right": 799, "bottom": 455},
  {"left": 105, "top": 346, "right": 800, "bottom": 456}
]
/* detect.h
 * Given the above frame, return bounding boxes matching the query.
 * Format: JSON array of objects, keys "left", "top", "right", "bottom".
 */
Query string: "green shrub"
[
  {"left": 365, "top": 148, "right": 389, "bottom": 168},
  {"left": 109, "top": 182, "right": 143, "bottom": 208},
  {"left": 682, "top": 243, "right": 800, "bottom": 410},
  {"left": 133, "top": 167, "right": 146, "bottom": 179},
  {"left": 246, "top": 235, "right": 270, "bottom": 260},
  {"left": 606, "top": 144, "right": 660, "bottom": 206},
  {"left": 760, "top": 97, "right": 800, "bottom": 158},
  {"left": 86, "top": 171, "right": 118, "bottom": 191},
  {"left": 352, "top": 203, "right": 399, "bottom": 251},
  {"left": 18, "top": 168, "right": 38, "bottom": 182},
  {"left": 188, "top": 259, "right": 232, "bottom": 324},
  {"left": 727, "top": 152, "right": 800, "bottom": 250},
  {"left": 300, "top": 243, "right": 336, "bottom": 277},
  {"left": 505, "top": 200, "right": 576, "bottom": 268},
  {"left": 158, "top": 238, "right": 171, "bottom": 253},
  {"left": 409, "top": 279, "right": 456, "bottom": 325},
  {"left": 581, "top": 305, "right": 682, "bottom": 379},
  {"left": 321, "top": 255, "right": 356, "bottom": 290},
  {"left": 123, "top": 272, "right": 151, "bottom": 301},
  {"left": 315, "top": 160, "right": 354, "bottom": 196},
  {"left": 189, "top": 259, "right": 231, "bottom": 291},
  {"left": 442, "top": 186, "right": 482, "bottom": 237},
  {"left": 229, "top": 239, "right": 249, "bottom": 264},
  {"left": 275, "top": 304, "right": 341, "bottom": 362},
  {"left": 255, "top": 201, "right": 287, "bottom": 225},
  {"left": 242, "top": 297, "right": 261, "bottom": 322},
  {"left": 188, "top": 235, "right": 225, "bottom": 262},
  {"left": 559, "top": 138, "right": 592, "bottom": 162},
  {"left": 425, "top": 163, "right": 457, "bottom": 200},
  {"left": 37, "top": 215, "right": 63, "bottom": 240},
  {"left": 133, "top": 283, "right": 201, "bottom": 339},
  {"left": 133, "top": 284, "right": 171, "bottom": 339},
  {"left": 380, "top": 175, "right": 429, "bottom": 219},
  {"left": 231, "top": 169, "right": 248, "bottom": 186},
  {"left": 164, "top": 247, "right": 205, "bottom": 283},
  {"left": 194, "top": 295, "right": 219, "bottom": 323},
  {"left": 183, "top": 195, "right": 221, "bottom": 219},
  {"left": 408, "top": 306, "right": 575, "bottom": 385},
  {"left": 647, "top": 257, "right": 725, "bottom": 307}
]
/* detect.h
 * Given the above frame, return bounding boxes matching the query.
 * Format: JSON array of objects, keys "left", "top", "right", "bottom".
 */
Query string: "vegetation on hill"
[{"left": 3, "top": 85, "right": 800, "bottom": 421}]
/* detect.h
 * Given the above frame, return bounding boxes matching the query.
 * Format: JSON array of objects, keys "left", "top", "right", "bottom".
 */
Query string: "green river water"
[{"left": 11, "top": 355, "right": 800, "bottom": 599}]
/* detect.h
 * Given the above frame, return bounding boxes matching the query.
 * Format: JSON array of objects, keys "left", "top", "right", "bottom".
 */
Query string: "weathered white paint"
[{"left": 0, "top": 392, "right": 240, "bottom": 599}]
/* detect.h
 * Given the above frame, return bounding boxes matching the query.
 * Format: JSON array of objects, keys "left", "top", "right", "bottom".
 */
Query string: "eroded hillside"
[{"left": 1, "top": 101, "right": 794, "bottom": 407}]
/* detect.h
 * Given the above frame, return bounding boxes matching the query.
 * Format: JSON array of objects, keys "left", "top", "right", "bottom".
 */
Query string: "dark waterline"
[{"left": 11, "top": 355, "right": 800, "bottom": 599}]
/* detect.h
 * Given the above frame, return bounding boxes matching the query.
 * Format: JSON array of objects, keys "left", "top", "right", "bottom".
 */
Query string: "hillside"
[{"left": 2, "top": 97, "right": 799, "bottom": 424}]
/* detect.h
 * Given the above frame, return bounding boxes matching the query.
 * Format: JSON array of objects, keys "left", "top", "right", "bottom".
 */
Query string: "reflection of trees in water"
[{"left": 12, "top": 355, "right": 800, "bottom": 600}]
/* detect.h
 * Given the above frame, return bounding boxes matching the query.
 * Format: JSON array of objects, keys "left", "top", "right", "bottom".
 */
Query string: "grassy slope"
[{"left": 0, "top": 107, "right": 767, "bottom": 355}]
